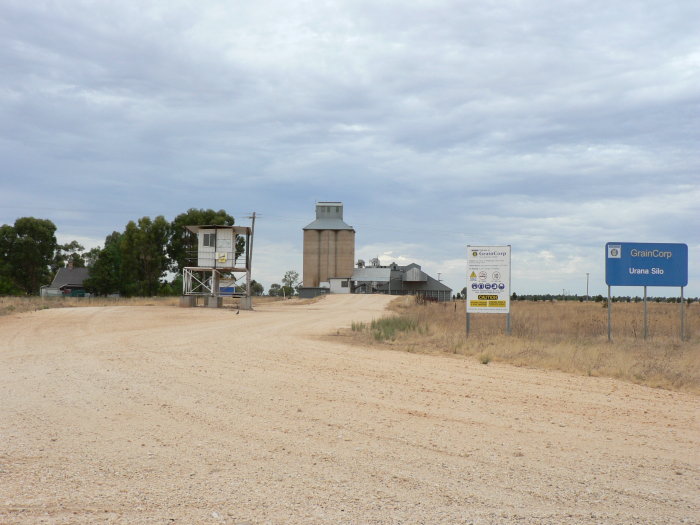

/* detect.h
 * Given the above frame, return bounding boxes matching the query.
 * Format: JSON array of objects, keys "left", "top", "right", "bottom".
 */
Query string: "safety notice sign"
[{"left": 467, "top": 245, "right": 511, "bottom": 313}]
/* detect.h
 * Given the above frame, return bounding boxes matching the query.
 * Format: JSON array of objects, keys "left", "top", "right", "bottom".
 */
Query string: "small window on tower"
[{"left": 203, "top": 233, "right": 215, "bottom": 247}]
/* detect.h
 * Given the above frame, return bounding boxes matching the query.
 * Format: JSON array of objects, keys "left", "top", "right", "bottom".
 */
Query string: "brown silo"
[{"left": 303, "top": 202, "right": 355, "bottom": 287}]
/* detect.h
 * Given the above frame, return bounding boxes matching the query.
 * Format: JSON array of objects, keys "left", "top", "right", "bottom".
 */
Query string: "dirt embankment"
[{"left": 1, "top": 295, "right": 697, "bottom": 524}]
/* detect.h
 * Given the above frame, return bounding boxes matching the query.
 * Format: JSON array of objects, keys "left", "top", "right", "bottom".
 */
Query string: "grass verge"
[{"left": 342, "top": 297, "right": 700, "bottom": 394}]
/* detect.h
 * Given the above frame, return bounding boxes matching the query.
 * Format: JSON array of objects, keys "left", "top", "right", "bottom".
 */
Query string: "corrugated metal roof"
[
  {"left": 49, "top": 268, "right": 90, "bottom": 289},
  {"left": 350, "top": 267, "right": 391, "bottom": 282},
  {"left": 302, "top": 218, "right": 354, "bottom": 231},
  {"left": 185, "top": 225, "right": 251, "bottom": 234},
  {"left": 376, "top": 274, "right": 452, "bottom": 293},
  {"left": 403, "top": 267, "right": 427, "bottom": 282}
]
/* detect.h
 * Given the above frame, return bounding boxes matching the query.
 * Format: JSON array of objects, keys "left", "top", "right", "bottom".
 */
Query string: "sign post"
[
  {"left": 643, "top": 286, "right": 648, "bottom": 340},
  {"left": 681, "top": 287, "right": 685, "bottom": 340},
  {"left": 466, "top": 245, "right": 511, "bottom": 336},
  {"left": 605, "top": 242, "right": 688, "bottom": 341}
]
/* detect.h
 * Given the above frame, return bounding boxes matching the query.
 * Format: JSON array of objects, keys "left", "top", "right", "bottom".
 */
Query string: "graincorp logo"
[
  {"left": 630, "top": 249, "right": 672, "bottom": 259},
  {"left": 476, "top": 250, "right": 507, "bottom": 257}
]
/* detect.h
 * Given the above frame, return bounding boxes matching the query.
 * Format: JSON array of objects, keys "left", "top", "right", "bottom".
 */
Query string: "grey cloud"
[{"left": 1, "top": 0, "right": 698, "bottom": 294}]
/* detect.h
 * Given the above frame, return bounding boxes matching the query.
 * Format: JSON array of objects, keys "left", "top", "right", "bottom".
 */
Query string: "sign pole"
[
  {"left": 506, "top": 312, "right": 511, "bottom": 335},
  {"left": 680, "top": 287, "right": 685, "bottom": 341},
  {"left": 608, "top": 285, "right": 612, "bottom": 342},
  {"left": 643, "top": 285, "right": 648, "bottom": 340},
  {"left": 466, "top": 312, "right": 470, "bottom": 338}
]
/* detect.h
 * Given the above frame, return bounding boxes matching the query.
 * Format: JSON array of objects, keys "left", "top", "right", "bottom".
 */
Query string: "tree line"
[{"left": 0, "top": 209, "right": 244, "bottom": 296}]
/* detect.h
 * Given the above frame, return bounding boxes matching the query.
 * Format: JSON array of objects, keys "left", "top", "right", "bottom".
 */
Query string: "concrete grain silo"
[{"left": 302, "top": 202, "right": 355, "bottom": 288}]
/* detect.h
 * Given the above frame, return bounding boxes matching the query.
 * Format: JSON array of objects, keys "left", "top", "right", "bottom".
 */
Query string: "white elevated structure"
[
  {"left": 192, "top": 225, "right": 238, "bottom": 267},
  {"left": 182, "top": 223, "right": 255, "bottom": 308}
]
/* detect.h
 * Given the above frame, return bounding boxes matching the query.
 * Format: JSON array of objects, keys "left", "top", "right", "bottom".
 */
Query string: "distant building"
[
  {"left": 302, "top": 202, "right": 355, "bottom": 288},
  {"left": 351, "top": 261, "right": 452, "bottom": 302},
  {"left": 40, "top": 267, "right": 90, "bottom": 297}
]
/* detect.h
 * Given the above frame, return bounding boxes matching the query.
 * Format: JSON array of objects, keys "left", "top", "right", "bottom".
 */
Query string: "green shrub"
[
  {"left": 351, "top": 321, "right": 366, "bottom": 332},
  {"left": 370, "top": 316, "right": 420, "bottom": 342}
]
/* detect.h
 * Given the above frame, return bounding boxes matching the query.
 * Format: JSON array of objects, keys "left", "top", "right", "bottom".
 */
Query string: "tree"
[
  {"left": 83, "top": 247, "right": 102, "bottom": 268},
  {"left": 168, "top": 274, "right": 183, "bottom": 296},
  {"left": 84, "top": 232, "right": 123, "bottom": 295},
  {"left": 0, "top": 217, "right": 58, "bottom": 294},
  {"left": 167, "top": 208, "right": 241, "bottom": 273},
  {"left": 0, "top": 274, "right": 20, "bottom": 295},
  {"left": 0, "top": 224, "right": 18, "bottom": 293},
  {"left": 236, "top": 279, "right": 265, "bottom": 295},
  {"left": 282, "top": 270, "right": 299, "bottom": 289},
  {"left": 120, "top": 216, "right": 170, "bottom": 296},
  {"left": 279, "top": 270, "right": 299, "bottom": 297},
  {"left": 268, "top": 283, "right": 282, "bottom": 296},
  {"left": 52, "top": 240, "right": 86, "bottom": 273},
  {"left": 248, "top": 279, "right": 265, "bottom": 296}
]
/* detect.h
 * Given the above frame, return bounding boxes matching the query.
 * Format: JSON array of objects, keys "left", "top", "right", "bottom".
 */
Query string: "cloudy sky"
[{"left": 1, "top": 0, "right": 698, "bottom": 297}]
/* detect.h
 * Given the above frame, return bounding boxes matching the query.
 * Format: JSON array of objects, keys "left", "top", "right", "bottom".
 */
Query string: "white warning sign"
[{"left": 466, "top": 245, "right": 511, "bottom": 314}]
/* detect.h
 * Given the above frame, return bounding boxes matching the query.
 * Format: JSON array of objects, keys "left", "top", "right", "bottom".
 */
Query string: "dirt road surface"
[{"left": 1, "top": 295, "right": 697, "bottom": 524}]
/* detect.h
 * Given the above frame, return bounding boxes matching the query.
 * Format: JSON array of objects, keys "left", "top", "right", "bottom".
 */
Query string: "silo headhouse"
[{"left": 302, "top": 202, "right": 355, "bottom": 289}]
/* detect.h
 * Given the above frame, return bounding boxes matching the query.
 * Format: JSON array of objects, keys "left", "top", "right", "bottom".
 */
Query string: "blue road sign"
[{"left": 605, "top": 242, "right": 688, "bottom": 287}]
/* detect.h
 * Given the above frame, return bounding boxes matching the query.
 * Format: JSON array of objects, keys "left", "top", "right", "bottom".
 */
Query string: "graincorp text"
[{"left": 630, "top": 249, "right": 672, "bottom": 259}]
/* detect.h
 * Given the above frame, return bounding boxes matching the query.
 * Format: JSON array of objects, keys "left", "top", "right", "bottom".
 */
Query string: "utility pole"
[
  {"left": 248, "top": 212, "right": 256, "bottom": 273},
  {"left": 586, "top": 272, "right": 590, "bottom": 301},
  {"left": 241, "top": 212, "right": 257, "bottom": 310}
]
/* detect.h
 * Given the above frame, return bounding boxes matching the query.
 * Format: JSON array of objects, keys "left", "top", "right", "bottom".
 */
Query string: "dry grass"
[
  {"left": 0, "top": 295, "right": 291, "bottom": 316},
  {"left": 346, "top": 297, "right": 700, "bottom": 393},
  {"left": 0, "top": 296, "right": 181, "bottom": 316}
]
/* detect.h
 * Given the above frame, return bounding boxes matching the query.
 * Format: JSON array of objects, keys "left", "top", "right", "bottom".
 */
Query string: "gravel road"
[{"left": 1, "top": 295, "right": 697, "bottom": 524}]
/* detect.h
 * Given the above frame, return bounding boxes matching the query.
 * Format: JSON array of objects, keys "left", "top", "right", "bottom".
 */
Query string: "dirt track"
[{"left": 1, "top": 295, "right": 697, "bottom": 524}]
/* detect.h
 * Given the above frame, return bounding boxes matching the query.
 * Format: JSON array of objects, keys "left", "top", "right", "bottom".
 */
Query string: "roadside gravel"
[{"left": 1, "top": 295, "right": 697, "bottom": 524}]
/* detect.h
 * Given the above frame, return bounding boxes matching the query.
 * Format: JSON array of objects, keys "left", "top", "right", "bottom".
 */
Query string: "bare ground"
[{"left": 0, "top": 295, "right": 697, "bottom": 524}]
